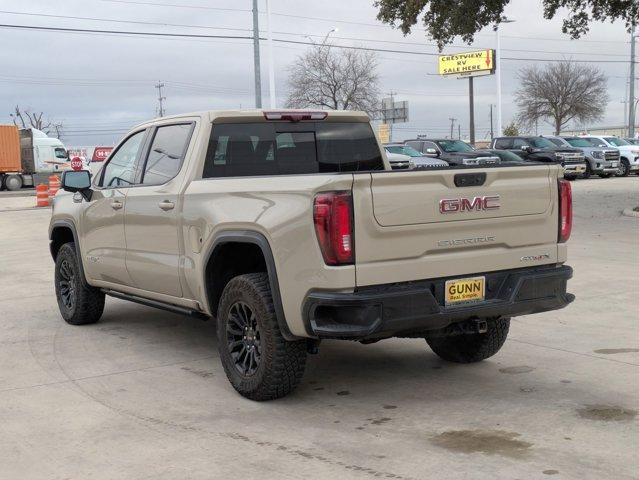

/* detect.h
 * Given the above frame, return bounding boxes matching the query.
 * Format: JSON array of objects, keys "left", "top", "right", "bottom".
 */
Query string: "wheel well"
[
  {"left": 621, "top": 156, "right": 630, "bottom": 163},
  {"left": 50, "top": 226, "right": 75, "bottom": 260},
  {"left": 205, "top": 242, "right": 268, "bottom": 317}
]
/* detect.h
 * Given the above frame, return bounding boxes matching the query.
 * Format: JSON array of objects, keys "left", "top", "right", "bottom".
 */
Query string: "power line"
[
  {"left": 0, "top": 10, "right": 629, "bottom": 57},
  {"left": 0, "top": 23, "right": 630, "bottom": 64}
]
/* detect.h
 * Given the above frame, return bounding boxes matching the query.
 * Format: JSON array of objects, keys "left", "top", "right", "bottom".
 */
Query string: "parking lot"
[{"left": 0, "top": 177, "right": 637, "bottom": 480}]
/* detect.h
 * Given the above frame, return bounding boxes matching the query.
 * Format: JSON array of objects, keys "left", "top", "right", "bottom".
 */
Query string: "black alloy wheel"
[
  {"left": 58, "top": 259, "right": 76, "bottom": 310},
  {"left": 226, "top": 301, "right": 261, "bottom": 376}
]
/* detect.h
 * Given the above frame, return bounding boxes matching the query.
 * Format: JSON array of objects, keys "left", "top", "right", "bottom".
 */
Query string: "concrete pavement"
[{"left": 0, "top": 177, "right": 638, "bottom": 480}]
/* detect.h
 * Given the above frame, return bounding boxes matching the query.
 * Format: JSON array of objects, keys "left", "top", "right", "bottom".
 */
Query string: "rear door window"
[{"left": 141, "top": 123, "right": 193, "bottom": 185}]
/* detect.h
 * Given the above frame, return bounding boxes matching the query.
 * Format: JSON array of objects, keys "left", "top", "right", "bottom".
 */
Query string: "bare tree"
[
  {"left": 285, "top": 44, "right": 381, "bottom": 116},
  {"left": 10, "top": 105, "right": 64, "bottom": 138},
  {"left": 514, "top": 62, "right": 608, "bottom": 135}
]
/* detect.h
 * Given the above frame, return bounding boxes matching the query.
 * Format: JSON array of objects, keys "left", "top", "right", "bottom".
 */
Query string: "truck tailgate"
[{"left": 352, "top": 165, "right": 560, "bottom": 287}]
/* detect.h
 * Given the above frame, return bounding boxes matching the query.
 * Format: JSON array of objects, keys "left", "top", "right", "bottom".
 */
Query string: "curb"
[{"left": 622, "top": 208, "right": 639, "bottom": 218}]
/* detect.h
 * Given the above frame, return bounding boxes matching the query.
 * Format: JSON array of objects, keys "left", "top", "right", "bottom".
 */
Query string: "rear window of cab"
[{"left": 202, "top": 122, "right": 384, "bottom": 178}]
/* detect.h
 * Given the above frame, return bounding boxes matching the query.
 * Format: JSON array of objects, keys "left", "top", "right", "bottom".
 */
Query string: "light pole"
[
  {"left": 265, "top": 0, "right": 276, "bottom": 108},
  {"left": 305, "top": 28, "right": 338, "bottom": 46},
  {"left": 494, "top": 16, "right": 515, "bottom": 136},
  {"left": 629, "top": 25, "right": 637, "bottom": 137}
]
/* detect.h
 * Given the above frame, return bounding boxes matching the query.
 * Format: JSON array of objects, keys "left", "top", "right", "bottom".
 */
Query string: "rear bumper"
[{"left": 303, "top": 265, "right": 574, "bottom": 340}]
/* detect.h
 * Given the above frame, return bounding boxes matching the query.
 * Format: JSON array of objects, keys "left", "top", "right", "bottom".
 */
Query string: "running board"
[{"left": 103, "top": 289, "right": 210, "bottom": 320}]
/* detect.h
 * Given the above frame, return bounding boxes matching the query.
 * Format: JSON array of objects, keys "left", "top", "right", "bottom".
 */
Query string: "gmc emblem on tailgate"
[{"left": 439, "top": 195, "right": 500, "bottom": 214}]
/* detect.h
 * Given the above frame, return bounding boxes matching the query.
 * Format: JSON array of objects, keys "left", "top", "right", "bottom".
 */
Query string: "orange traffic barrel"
[
  {"left": 48, "top": 174, "right": 61, "bottom": 202},
  {"left": 36, "top": 184, "right": 49, "bottom": 207}
]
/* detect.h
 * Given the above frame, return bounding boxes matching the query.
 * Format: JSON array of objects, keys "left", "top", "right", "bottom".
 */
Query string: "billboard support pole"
[{"left": 469, "top": 76, "right": 475, "bottom": 145}]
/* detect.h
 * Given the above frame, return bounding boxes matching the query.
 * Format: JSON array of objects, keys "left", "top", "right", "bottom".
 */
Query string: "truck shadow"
[{"left": 96, "top": 299, "right": 558, "bottom": 407}]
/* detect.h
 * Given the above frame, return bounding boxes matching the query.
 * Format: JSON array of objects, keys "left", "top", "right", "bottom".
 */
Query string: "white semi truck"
[{"left": 0, "top": 125, "right": 69, "bottom": 190}]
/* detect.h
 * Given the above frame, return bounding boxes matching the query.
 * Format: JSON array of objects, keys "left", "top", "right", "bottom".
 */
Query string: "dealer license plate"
[{"left": 445, "top": 276, "right": 485, "bottom": 306}]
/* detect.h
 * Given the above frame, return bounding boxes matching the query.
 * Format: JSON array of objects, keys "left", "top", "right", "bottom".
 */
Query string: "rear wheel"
[
  {"left": 55, "top": 242, "right": 105, "bottom": 325},
  {"left": 426, "top": 317, "right": 510, "bottom": 363},
  {"left": 4, "top": 174, "right": 22, "bottom": 191},
  {"left": 217, "top": 273, "right": 307, "bottom": 401}
]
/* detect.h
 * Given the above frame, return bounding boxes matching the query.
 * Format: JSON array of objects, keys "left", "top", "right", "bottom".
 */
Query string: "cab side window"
[
  {"left": 100, "top": 131, "right": 145, "bottom": 188},
  {"left": 512, "top": 138, "right": 529, "bottom": 148},
  {"left": 422, "top": 141, "right": 439, "bottom": 152},
  {"left": 494, "top": 138, "right": 512, "bottom": 149},
  {"left": 141, "top": 124, "right": 193, "bottom": 185}
]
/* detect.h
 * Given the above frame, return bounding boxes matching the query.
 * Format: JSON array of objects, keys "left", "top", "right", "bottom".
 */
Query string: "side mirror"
[
  {"left": 520, "top": 145, "right": 531, "bottom": 153},
  {"left": 61, "top": 170, "right": 92, "bottom": 200},
  {"left": 425, "top": 148, "right": 439, "bottom": 157}
]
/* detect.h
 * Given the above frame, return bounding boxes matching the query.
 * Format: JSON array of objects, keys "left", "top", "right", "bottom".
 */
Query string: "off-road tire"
[
  {"left": 217, "top": 273, "right": 307, "bottom": 401},
  {"left": 54, "top": 242, "right": 105, "bottom": 325},
  {"left": 426, "top": 317, "right": 510, "bottom": 363}
]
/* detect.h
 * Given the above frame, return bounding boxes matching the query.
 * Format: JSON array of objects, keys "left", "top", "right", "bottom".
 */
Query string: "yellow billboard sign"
[
  {"left": 438, "top": 49, "right": 495, "bottom": 77},
  {"left": 377, "top": 123, "right": 390, "bottom": 143}
]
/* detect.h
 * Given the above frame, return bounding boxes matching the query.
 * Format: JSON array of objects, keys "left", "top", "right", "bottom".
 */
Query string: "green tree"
[
  {"left": 374, "top": 0, "right": 638, "bottom": 49},
  {"left": 502, "top": 122, "right": 519, "bottom": 136}
]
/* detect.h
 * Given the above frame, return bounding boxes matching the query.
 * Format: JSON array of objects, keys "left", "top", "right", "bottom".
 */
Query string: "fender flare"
[
  {"left": 202, "top": 230, "right": 299, "bottom": 341},
  {"left": 49, "top": 219, "right": 89, "bottom": 287}
]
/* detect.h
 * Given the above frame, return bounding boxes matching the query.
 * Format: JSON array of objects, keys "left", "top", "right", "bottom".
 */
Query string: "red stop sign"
[{"left": 71, "top": 157, "right": 83, "bottom": 171}]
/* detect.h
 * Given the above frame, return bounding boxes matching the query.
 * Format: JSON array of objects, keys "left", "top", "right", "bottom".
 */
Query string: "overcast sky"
[{"left": 0, "top": 0, "right": 633, "bottom": 146}]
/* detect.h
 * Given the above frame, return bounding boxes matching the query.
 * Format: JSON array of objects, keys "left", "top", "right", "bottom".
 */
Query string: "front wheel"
[
  {"left": 217, "top": 273, "right": 307, "bottom": 401},
  {"left": 617, "top": 159, "right": 630, "bottom": 177},
  {"left": 426, "top": 317, "right": 510, "bottom": 363},
  {"left": 55, "top": 242, "right": 105, "bottom": 325}
]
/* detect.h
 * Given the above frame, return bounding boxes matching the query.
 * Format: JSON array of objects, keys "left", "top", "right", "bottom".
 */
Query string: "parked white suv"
[{"left": 581, "top": 136, "right": 639, "bottom": 177}]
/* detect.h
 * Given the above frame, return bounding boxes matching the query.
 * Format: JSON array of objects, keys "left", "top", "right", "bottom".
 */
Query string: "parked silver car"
[
  {"left": 545, "top": 136, "right": 619, "bottom": 178},
  {"left": 383, "top": 143, "right": 449, "bottom": 169}
]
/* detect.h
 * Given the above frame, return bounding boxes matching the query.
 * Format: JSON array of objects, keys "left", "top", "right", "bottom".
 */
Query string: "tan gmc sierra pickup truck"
[{"left": 49, "top": 110, "right": 574, "bottom": 400}]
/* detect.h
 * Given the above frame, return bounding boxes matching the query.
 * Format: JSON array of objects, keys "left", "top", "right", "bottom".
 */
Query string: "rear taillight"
[
  {"left": 558, "top": 179, "right": 572, "bottom": 243},
  {"left": 264, "top": 111, "right": 328, "bottom": 122},
  {"left": 313, "top": 191, "right": 354, "bottom": 265}
]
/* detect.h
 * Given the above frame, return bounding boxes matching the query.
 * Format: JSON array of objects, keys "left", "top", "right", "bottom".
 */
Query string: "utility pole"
[
  {"left": 489, "top": 104, "right": 494, "bottom": 140},
  {"left": 252, "top": 0, "right": 262, "bottom": 108},
  {"left": 468, "top": 76, "right": 475, "bottom": 145},
  {"left": 155, "top": 81, "right": 165, "bottom": 117},
  {"left": 449, "top": 117, "right": 456, "bottom": 139},
  {"left": 458, "top": 123, "right": 461, "bottom": 140},
  {"left": 629, "top": 24, "right": 636, "bottom": 138}
]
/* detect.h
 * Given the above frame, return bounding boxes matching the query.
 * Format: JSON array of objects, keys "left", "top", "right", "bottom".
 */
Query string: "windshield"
[
  {"left": 526, "top": 137, "right": 555, "bottom": 148},
  {"left": 605, "top": 137, "right": 629, "bottom": 147},
  {"left": 386, "top": 145, "right": 423, "bottom": 157},
  {"left": 565, "top": 138, "right": 593, "bottom": 148},
  {"left": 547, "top": 138, "right": 566, "bottom": 147},
  {"left": 437, "top": 140, "right": 474, "bottom": 153},
  {"left": 627, "top": 138, "right": 639, "bottom": 145}
]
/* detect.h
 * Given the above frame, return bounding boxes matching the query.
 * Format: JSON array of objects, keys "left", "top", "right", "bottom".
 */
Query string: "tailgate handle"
[{"left": 454, "top": 172, "right": 486, "bottom": 187}]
